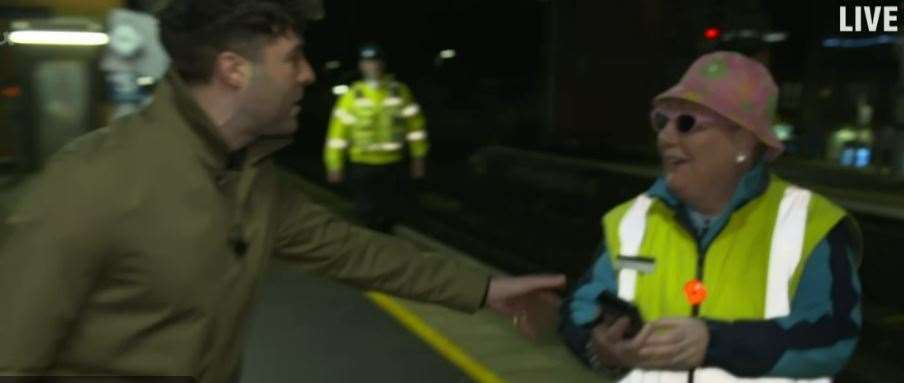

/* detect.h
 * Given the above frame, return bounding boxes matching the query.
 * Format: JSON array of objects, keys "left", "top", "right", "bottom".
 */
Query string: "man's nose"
[{"left": 298, "top": 59, "right": 316, "bottom": 85}]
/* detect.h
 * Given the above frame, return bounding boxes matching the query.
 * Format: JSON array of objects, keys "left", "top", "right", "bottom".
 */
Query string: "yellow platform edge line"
[{"left": 365, "top": 292, "right": 505, "bottom": 383}]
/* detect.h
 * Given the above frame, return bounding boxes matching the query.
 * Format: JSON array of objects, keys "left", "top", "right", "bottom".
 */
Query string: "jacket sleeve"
[
  {"left": 398, "top": 84, "right": 428, "bottom": 159},
  {"left": 0, "top": 156, "right": 111, "bottom": 373},
  {"left": 703, "top": 217, "right": 862, "bottom": 378},
  {"left": 559, "top": 241, "right": 620, "bottom": 368},
  {"left": 271, "top": 173, "right": 490, "bottom": 313},
  {"left": 324, "top": 89, "right": 356, "bottom": 173}
]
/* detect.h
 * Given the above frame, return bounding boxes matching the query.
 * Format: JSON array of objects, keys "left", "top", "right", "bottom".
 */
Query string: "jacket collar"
[
  {"left": 647, "top": 160, "right": 769, "bottom": 212},
  {"left": 147, "top": 70, "right": 292, "bottom": 172},
  {"left": 645, "top": 160, "right": 771, "bottom": 249},
  {"left": 359, "top": 74, "right": 396, "bottom": 89}
]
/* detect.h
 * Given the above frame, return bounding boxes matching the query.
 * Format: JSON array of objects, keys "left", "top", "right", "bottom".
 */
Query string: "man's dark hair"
[{"left": 157, "top": 0, "right": 321, "bottom": 84}]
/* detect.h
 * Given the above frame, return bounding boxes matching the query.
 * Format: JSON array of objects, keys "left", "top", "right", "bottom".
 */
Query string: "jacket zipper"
[{"left": 688, "top": 219, "right": 708, "bottom": 383}]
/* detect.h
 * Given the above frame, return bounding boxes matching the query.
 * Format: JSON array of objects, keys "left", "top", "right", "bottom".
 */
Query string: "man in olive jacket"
[{"left": 0, "top": 1, "right": 563, "bottom": 381}]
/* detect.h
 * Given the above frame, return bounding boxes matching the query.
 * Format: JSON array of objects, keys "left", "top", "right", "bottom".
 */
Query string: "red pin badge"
[{"left": 684, "top": 279, "right": 708, "bottom": 306}]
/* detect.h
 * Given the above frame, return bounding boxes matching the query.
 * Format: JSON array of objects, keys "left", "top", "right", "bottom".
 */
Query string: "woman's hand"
[
  {"left": 590, "top": 317, "right": 653, "bottom": 369},
  {"left": 635, "top": 318, "right": 709, "bottom": 370}
]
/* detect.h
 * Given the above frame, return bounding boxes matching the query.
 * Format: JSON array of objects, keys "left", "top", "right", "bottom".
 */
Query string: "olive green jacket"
[{"left": 0, "top": 71, "right": 490, "bottom": 381}]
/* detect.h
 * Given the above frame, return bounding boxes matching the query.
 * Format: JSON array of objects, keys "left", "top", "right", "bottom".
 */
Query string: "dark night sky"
[{"left": 303, "top": 0, "right": 549, "bottom": 84}]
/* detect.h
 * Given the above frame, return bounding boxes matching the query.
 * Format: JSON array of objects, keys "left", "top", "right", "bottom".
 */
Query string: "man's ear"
[{"left": 212, "top": 51, "right": 253, "bottom": 89}]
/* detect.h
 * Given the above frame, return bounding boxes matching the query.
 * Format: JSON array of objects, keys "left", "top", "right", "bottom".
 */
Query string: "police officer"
[{"left": 324, "top": 44, "right": 427, "bottom": 231}]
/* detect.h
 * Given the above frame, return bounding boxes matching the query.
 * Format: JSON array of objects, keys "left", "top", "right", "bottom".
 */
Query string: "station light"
[
  {"left": 1, "top": 86, "right": 21, "bottom": 98},
  {"left": 332, "top": 85, "right": 350, "bottom": 96},
  {"left": 136, "top": 76, "right": 156, "bottom": 86},
  {"left": 9, "top": 30, "right": 109, "bottom": 46},
  {"left": 439, "top": 49, "right": 456, "bottom": 59},
  {"left": 704, "top": 27, "right": 721, "bottom": 41}
]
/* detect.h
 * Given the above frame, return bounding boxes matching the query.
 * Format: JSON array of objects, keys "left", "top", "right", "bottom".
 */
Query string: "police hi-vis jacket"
[
  {"left": 560, "top": 162, "right": 862, "bottom": 382},
  {"left": 324, "top": 76, "right": 427, "bottom": 173}
]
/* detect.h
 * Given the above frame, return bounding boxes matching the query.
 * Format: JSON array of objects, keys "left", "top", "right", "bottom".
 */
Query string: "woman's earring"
[{"left": 736, "top": 153, "right": 748, "bottom": 163}]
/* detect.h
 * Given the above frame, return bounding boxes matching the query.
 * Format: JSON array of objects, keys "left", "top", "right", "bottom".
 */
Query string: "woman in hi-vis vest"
[{"left": 559, "top": 52, "right": 862, "bottom": 383}]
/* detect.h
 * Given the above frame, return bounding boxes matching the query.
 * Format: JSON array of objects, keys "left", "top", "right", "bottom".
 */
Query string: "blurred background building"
[{"left": 3, "top": 0, "right": 903, "bottom": 173}]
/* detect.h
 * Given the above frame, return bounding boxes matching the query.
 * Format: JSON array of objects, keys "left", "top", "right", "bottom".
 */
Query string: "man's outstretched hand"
[{"left": 485, "top": 275, "right": 567, "bottom": 340}]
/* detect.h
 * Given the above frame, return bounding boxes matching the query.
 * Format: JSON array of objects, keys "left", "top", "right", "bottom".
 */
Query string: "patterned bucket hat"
[{"left": 654, "top": 51, "right": 783, "bottom": 160}]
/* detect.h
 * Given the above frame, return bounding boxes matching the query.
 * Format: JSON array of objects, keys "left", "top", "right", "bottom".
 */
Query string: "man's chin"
[{"left": 262, "top": 121, "right": 299, "bottom": 137}]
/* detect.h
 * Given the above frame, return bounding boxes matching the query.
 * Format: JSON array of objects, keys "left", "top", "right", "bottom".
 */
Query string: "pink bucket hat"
[{"left": 654, "top": 51, "right": 784, "bottom": 160}]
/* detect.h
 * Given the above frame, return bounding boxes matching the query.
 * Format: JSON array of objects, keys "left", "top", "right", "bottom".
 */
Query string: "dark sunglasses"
[{"left": 650, "top": 110, "right": 720, "bottom": 134}]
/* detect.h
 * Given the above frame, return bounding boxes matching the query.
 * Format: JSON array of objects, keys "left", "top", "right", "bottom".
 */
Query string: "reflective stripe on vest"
[
  {"left": 617, "top": 194, "right": 654, "bottom": 302},
  {"left": 401, "top": 104, "right": 421, "bottom": 118},
  {"left": 333, "top": 109, "right": 357, "bottom": 125},
  {"left": 326, "top": 138, "right": 348, "bottom": 149},
  {"left": 384, "top": 97, "right": 403, "bottom": 107},
  {"left": 765, "top": 186, "right": 811, "bottom": 318},
  {"left": 620, "top": 368, "right": 831, "bottom": 383},
  {"left": 407, "top": 131, "right": 427, "bottom": 142},
  {"left": 616, "top": 186, "right": 831, "bottom": 383},
  {"left": 356, "top": 142, "right": 403, "bottom": 152}
]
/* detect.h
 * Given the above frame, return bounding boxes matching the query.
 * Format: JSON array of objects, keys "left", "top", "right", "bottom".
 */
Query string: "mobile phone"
[{"left": 593, "top": 291, "right": 644, "bottom": 339}]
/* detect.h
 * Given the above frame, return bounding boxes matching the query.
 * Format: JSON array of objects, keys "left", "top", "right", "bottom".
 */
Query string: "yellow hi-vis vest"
[
  {"left": 324, "top": 78, "right": 427, "bottom": 172},
  {"left": 603, "top": 176, "right": 845, "bottom": 383}
]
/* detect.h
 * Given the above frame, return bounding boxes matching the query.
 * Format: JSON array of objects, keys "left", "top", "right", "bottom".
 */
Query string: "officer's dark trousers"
[{"left": 347, "top": 162, "right": 408, "bottom": 232}]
